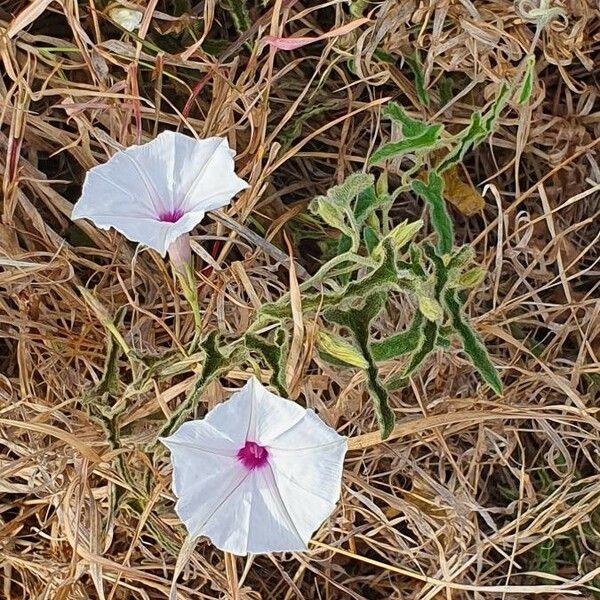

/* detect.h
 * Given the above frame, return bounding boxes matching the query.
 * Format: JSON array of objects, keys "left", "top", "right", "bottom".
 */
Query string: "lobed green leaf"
[
  {"left": 325, "top": 293, "right": 395, "bottom": 438},
  {"left": 245, "top": 331, "right": 288, "bottom": 397}
]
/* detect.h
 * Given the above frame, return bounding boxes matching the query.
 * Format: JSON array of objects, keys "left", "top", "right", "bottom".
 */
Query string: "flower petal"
[
  {"left": 245, "top": 467, "right": 307, "bottom": 553},
  {"left": 176, "top": 463, "right": 250, "bottom": 542},
  {"left": 200, "top": 377, "right": 306, "bottom": 446},
  {"left": 268, "top": 408, "right": 346, "bottom": 452},
  {"left": 160, "top": 418, "right": 240, "bottom": 455},
  {"left": 199, "top": 467, "right": 307, "bottom": 555},
  {"left": 160, "top": 422, "right": 250, "bottom": 542},
  {"left": 244, "top": 377, "right": 306, "bottom": 444},
  {"left": 201, "top": 379, "right": 256, "bottom": 447},
  {"left": 171, "top": 135, "right": 249, "bottom": 215},
  {"left": 266, "top": 411, "right": 347, "bottom": 541}
]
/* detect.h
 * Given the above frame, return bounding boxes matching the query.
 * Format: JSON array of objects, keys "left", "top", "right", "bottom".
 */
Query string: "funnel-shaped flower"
[
  {"left": 71, "top": 131, "right": 248, "bottom": 263},
  {"left": 160, "top": 377, "right": 347, "bottom": 556}
]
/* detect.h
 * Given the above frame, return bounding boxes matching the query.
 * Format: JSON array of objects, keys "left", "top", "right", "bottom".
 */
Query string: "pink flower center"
[
  {"left": 158, "top": 208, "right": 184, "bottom": 223},
  {"left": 237, "top": 441, "right": 269, "bottom": 470}
]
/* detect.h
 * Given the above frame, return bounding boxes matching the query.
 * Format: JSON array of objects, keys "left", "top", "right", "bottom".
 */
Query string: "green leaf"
[
  {"left": 354, "top": 186, "right": 378, "bottom": 222},
  {"left": 313, "top": 199, "right": 353, "bottom": 237},
  {"left": 447, "top": 245, "right": 475, "bottom": 270},
  {"left": 455, "top": 266, "right": 485, "bottom": 289},
  {"left": 437, "top": 82, "right": 510, "bottom": 173},
  {"left": 279, "top": 102, "right": 335, "bottom": 151},
  {"left": 310, "top": 173, "right": 375, "bottom": 244},
  {"left": 405, "top": 52, "right": 430, "bottom": 107},
  {"left": 385, "top": 317, "right": 438, "bottom": 391},
  {"left": 159, "top": 332, "right": 245, "bottom": 437},
  {"left": 328, "top": 173, "right": 374, "bottom": 208},
  {"left": 483, "top": 81, "right": 510, "bottom": 132},
  {"left": 261, "top": 241, "right": 405, "bottom": 321},
  {"left": 409, "top": 244, "right": 426, "bottom": 277},
  {"left": 369, "top": 124, "right": 443, "bottom": 165},
  {"left": 349, "top": 0, "right": 368, "bottom": 16},
  {"left": 354, "top": 186, "right": 391, "bottom": 224},
  {"left": 336, "top": 234, "right": 354, "bottom": 286},
  {"left": 245, "top": 331, "right": 288, "bottom": 397},
  {"left": 317, "top": 331, "right": 369, "bottom": 369},
  {"left": 387, "top": 219, "right": 423, "bottom": 249},
  {"left": 363, "top": 226, "right": 380, "bottom": 254},
  {"left": 436, "top": 334, "right": 451, "bottom": 348},
  {"left": 384, "top": 102, "right": 429, "bottom": 138},
  {"left": 371, "top": 311, "right": 424, "bottom": 361},
  {"left": 518, "top": 55, "right": 536, "bottom": 105},
  {"left": 411, "top": 172, "right": 454, "bottom": 255},
  {"left": 436, "top": 112, "right": 485, "bottom": 173},
  {"left": 344, "top": 240, "right": 404, "bottom": 301},
  {"left": 418, "top": 295, "right": 444, "bottom": 322},
  {"left": 224, "top": 0, "right": 250, "bottom": 33},
  {"left": 404, "top": 319, "right": 438, "bottom": 377},
  {"left": 96, "top": 306, "right": 127, "bottom": 396},
  {"left": 443, "top": 289, "right": 503, "bottom": 395},
  {"left": 438, "top": 76, "right": 453, "bottom": 106},
  {"left": 421, "top": 242, "right": 450, "bottom": 298},
  {"left": 325, "top": 294, "right": 395, "bottom": 438}
]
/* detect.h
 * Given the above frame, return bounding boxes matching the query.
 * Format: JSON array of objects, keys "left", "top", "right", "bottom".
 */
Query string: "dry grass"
[{"left": 1, "top": 0, "right": 600, "bottom": 598}]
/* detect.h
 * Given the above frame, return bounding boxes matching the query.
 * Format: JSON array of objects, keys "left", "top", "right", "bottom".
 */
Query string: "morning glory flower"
[
  {"left": 160, "top": 377, "right": 347, "bottom": 556},
  {"left": 71, "top": 131, "right": 248, "bottom": 270}
]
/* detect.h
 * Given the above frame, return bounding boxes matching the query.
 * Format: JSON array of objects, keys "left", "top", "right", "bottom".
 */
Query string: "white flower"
[
  {"left": 160, "top": 377, "right": 347, "bottom": 556},
  {"left": 71, "top": 131, "right": 248, "bottom": 262}
]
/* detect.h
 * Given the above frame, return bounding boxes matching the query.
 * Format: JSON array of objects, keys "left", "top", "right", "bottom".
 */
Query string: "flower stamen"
[{"left": 237, "top": 441, "right": 269, "bottom": 470}]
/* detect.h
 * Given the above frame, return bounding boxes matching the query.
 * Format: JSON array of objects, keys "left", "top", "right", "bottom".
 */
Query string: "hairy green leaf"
[
  {"left": 96, "top": 306, "right": 127, "bottom": 396},
  {"left": 159, "top": 332, "right": 246, "bottom": 436},
  {"left": 443, "top": 289, "right": 503, "bottom": 395},
  {"left": 436, "top": 112, "right": 485, "bottom": 173},
  {"left": 384, "top": 103, "right": 429, "bottom": 138},
  {"left": 411, "top": 172, "right": 454, "bottom": 255},
  {"left": 363, "top": 225, "right": 380, "bottom": 254},
  {"left": 404, "top": 319, "right": 438, "bottom": 377},
  {"left": 245, "top": 331, "right": 288, "bottom": 397},
  {"left": 437, "top": 82, "right": 510, "bottom": 173},
  {"left": 455, "top": 266, "right": 485, "bottom": 289},
  {"left": 447, "top": 245, "right": 475, "bottom": 270},
  {"left": 369, "top": 124, "right": 443, "bottom": 165},
  {"left": 354, "top": 186, "right": 391, "bottom": 223},
  {"left": 313, "top": 199, "right": 353, "bottom": 238},
  {"left": 355, "top": 185, "right": 378, "bottom": 222},
  {"left": 383, "top": 317, "right": 438, "bottom": 392},
  {"left": 405, "top": 53, "right": 430, "bottom": 107},
  {"left": 327, "top": 173, "right": 374, "bottom": 209},
  {"left": 418, "top": 294, "right": 444, "bottom": 322},
  {"left": 371, "top": 311, "right": 424, "bottom": 361},
  {"left": 325, "top": 294, "right": 395, "bottom": 438},
  {"left": 483, "top": 81, "right": 510, "bottom": 132},
  {"left": 317, "top": 331, "right": 369, "bottom": 369},
  {"left": 224, "top": 0, "right": 250, "bottom": 33}
]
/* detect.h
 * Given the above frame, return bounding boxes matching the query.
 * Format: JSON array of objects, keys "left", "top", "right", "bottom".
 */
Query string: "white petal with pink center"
[
  {"left": 160, "top": 377, "right": 347, "bottom": 556},
  {"left": 71, "top": 131, "right": 249, "bottom": 257}
]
